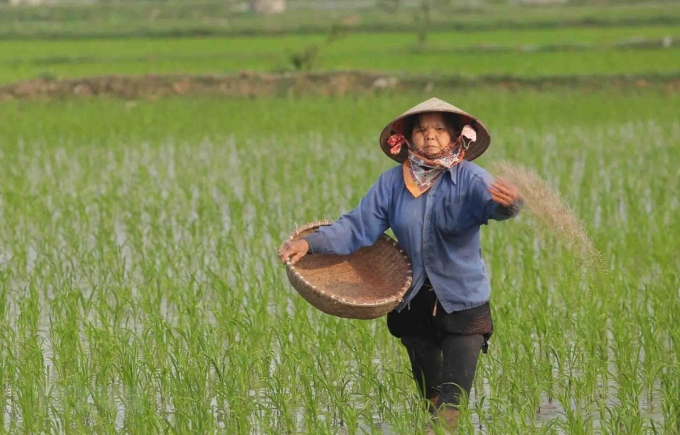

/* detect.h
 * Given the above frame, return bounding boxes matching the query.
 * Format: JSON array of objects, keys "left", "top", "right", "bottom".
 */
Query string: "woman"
[{"left": 278, "top": 97, "right": 523, "bottom": 433}]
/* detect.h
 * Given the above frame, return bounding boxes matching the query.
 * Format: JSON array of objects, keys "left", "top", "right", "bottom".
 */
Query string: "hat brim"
[{"left": 379, "top": 97, "right": 491, "bottom": 163}]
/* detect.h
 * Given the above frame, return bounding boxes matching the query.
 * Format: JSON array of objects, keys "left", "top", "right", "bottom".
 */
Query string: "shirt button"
[{"left": 425, "top": 215, "right": 430, "bottom": 219}]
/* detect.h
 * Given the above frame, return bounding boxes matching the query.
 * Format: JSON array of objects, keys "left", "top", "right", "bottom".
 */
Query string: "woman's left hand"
[{"left": 488, "top": 178, "right": 522, "bottom": 207}]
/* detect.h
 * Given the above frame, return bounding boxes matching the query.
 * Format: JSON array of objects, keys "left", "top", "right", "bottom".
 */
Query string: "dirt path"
[{"left": 1, "top": 71, "right": 678, "bottom": 101}]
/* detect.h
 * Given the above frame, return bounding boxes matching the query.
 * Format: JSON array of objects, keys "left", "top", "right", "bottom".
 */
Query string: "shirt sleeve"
[
  {"left": 469, "top": 171, "right": 523, "bottom": 225},
  {"left": 302, "top": 172, "right": 391, "bottom": 255}
]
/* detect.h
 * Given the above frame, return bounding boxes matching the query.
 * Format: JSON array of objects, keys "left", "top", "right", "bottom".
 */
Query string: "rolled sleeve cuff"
[{"left": 498, "top": 197, "right": 524, "bottom": 218}]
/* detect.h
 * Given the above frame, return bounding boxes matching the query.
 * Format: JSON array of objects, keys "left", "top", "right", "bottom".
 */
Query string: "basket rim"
[{"left": 285, "top": 220, "right": 413, "bottom": 307}]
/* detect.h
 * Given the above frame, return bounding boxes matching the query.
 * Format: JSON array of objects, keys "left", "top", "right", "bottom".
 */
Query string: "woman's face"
[{"left": 410, "top": 112, "right": 453, "bottom": 158}]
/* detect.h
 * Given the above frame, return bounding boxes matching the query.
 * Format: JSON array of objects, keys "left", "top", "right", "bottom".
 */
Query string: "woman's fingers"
[
  {"left": 290, "top": 250, "right": 306, "bottom": 265},
  {"left": 492, "top": 180, "right": 516, "bottom": 195},
  {"left": 277, "top": 240, "right": 309, "bottom": 264},
  {"left": 488, "top": 184, "right": 512, "bottom": 200},
  {"left": 488, "top": 180, "right": 520, "bottom": 206},
  {"left": 490, "top": 187, "right": 513, "bottom": 201},
  {"left": 490, "top": 191, "right": 513, "bottom": 206},
  {"left": 278, "top": 241, "right": 294, "bottom": 263}
]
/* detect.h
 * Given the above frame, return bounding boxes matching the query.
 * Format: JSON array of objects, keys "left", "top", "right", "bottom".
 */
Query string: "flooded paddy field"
[{"left": 1, "top": 90, "right": 678, "bottom": 434}]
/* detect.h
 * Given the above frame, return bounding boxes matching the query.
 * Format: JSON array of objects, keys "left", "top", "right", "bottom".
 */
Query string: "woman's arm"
[
  {"left": 278, "top": 171, "right": 392, "bottom": 264},
  {"left": 488, "top": 179, "right": 524, "bottom": 220},
  {"left": 303, "top": 173, "right": 392, "bottom": 255},
  {"left": 470, "top": 173, "right": 524, "bottom": 224}
]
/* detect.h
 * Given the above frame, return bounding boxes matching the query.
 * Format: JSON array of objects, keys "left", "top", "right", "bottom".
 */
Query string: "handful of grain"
[{"left": 490, "top": 161, "right": 604, "bottom": 269}]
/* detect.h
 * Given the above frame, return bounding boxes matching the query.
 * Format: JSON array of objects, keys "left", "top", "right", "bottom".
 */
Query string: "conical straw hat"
[{"left": 378, "top": 97, "right": 491, "bottom": 163}]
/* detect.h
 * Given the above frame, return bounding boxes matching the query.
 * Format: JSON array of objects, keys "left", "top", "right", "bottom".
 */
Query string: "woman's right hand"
[{"left": 277, "top": 239, "right": 310, "bottom": 265}]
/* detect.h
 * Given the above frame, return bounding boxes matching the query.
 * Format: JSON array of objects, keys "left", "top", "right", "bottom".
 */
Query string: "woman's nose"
[{"left": 425, "top": 127, "right": 436, "bottom": 140}]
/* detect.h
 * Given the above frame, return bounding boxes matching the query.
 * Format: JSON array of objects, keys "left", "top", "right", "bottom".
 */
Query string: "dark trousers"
[{"left": 386, "top": 282, "right": 493, "bottom": 407}]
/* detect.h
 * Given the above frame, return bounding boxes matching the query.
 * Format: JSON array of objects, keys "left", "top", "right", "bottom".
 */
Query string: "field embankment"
[
  {"left": 2, "top": 71, "right": 680, "bottom": 101},
  {"left": 1, "top": 90, "right": 678, "bottom": 434}
]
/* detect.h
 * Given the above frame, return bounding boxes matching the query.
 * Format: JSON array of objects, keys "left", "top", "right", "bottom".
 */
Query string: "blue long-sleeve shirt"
[{"left": 303, "top": 160, "right": 522, "bottom": 314}]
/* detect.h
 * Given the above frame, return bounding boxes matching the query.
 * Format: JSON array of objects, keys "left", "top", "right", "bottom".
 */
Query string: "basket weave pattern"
[{"left": 285, "top": 221, "right": 413, "bottom": 320}]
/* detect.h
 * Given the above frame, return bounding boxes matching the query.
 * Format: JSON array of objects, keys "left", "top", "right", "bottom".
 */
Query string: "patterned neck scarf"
[{"left": 388, "top": 125, "right": 476, "bottom": 198}]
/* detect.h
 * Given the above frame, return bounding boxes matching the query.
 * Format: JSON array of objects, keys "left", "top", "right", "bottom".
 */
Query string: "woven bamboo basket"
[{"left": 284, "top": 220, "right": 413, "bottom": 320}]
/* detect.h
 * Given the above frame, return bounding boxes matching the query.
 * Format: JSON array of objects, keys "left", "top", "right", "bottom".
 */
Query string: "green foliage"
[
  {"left": 1, "top": 2, "right": 678, "bottom": 40},
  {"left": 284, "top": 18, "right": 349, "bottom": 71},
  {"left": 0, "top": 89, "right": 678, "bottom": 432},
  {"left": 0, "top": 26, "right": 678, "bottom": 84}
]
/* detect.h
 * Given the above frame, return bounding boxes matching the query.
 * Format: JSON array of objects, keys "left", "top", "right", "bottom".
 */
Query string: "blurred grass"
[
  {"left": 2, "top": 3, "right": 679, "bottom": 433},
  {"left": 1, "top": 88, "right": 678, "bottom": 434},
  {"left": 2, "top": 26, "right": 678, "bottom": 58},
  {"left": 2, "top": 88, "right": 677, "bottom": 145},
  {"left": 2, "top": 1, "right": 678, "bottom": 85},
  {"left": 1, "top": 31, "right": 679, "bottom": 84},
  {"left": 1, "top": 1, "right": 679, "bottom": 39}
]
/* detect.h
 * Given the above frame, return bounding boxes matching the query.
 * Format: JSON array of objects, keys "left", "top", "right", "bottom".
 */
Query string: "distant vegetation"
[
  {"left": 1, "top": 2, "right": 678, "bottom": 434},
  {"left": 1, "top": 26, "right": 678, "bottom": 85},
  {"left": 0, "top": 1, "right": 678, "bottom": 39}
]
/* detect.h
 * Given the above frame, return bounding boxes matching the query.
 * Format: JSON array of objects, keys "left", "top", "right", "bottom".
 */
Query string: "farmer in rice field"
[{"left": 278, "top": 97, "right": 523, "bottom": 433}]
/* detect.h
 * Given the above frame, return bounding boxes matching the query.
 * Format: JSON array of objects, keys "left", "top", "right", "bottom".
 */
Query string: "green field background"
[
  {"left": 1, "top": 2, "right": 679, "bottom": 84},
  {"left": 1, "top": 1, "right": 679, "bottom": 434}
]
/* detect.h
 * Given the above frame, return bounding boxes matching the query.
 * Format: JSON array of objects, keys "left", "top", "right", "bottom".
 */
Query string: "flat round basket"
[{"left": 284, "top": 220, "right": 413, "bottom": 320}]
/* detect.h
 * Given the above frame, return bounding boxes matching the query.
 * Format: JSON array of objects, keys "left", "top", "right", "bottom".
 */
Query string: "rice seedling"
[
  {"left": 1, "top": 42, "right": 678, "bottom": 85},
  {"left": 2, "top": 26, "right": 678, "bottom": 61},
  {"left": 0, "top": 90, "right": 678, "bottom": 434},
  {"left": 2, "top": 1, "right": 679, "bottom": 40}
]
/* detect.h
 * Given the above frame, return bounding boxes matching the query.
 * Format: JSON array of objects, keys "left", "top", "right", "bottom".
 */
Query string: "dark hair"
[{"left": 403, "top": 112, "right": 463, "bottom": 141}]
